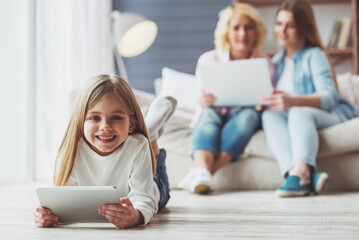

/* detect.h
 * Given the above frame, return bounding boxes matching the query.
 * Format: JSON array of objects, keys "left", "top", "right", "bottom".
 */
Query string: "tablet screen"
[{"left": 199, "top": 58, "right": 272, "bottom": 106}]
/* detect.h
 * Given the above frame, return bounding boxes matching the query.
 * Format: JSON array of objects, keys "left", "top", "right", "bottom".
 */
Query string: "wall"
[
  {"left": 113, "top": 0, "right": 232, "bottom": 92},
  {"left": 114, "top": 0, "right": 353, "bottom": 93}
]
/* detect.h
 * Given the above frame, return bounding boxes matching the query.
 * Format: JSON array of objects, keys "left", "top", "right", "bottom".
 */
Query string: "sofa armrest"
[
  {"left": 319, "top": 117, "right": 359, "bottom": 157},
  {"left": 133, "top": 89, "right": 155, "bottom": 108}
]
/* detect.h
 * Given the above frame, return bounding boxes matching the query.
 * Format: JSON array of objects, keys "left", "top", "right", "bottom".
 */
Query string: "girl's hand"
[
  {"left": 260, "top": 88, "right": 294, "bottom": 111},
  {"left": 99, "top": 197, "right": 144, "bottom": 229},
  {"left": 199, "top": 90, "right": 216, "bottom": 108},
  {"left": 33, "top": 206, "right": 59, "bottom": 228}
]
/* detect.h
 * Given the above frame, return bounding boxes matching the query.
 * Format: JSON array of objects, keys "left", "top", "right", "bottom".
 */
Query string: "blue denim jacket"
[{"left": 272, "top": 47, "right": 359, "bottom": 121}]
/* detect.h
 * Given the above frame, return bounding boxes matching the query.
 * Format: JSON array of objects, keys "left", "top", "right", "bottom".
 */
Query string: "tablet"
[
  {"left": 198, "top": 58, "right": 272, "bottom": 107},
  {"left": 36, "top": 186, "right": 121, "bottom": 223}
]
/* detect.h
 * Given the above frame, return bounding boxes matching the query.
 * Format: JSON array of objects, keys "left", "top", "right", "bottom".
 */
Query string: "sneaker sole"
[
  {"left": 314, "top": 173, "right": 329, "bottom": 194},
  {"left": 193, "top": 184, "right": 211, "bottom": 194},
  {"left": 276, "top": 189, "right": 310, "bottom": 198}
]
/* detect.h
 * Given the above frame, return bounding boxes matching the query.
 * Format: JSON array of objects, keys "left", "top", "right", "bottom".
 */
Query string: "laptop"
[
  {"left": 36, "top": 186, "right": 121, "bottom": 223},
  {"left": 198, "top": 58, "right": 272, "bottom": 107}
]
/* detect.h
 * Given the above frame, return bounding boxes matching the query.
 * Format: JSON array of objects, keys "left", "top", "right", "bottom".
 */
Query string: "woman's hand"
[
  {"left": 260, "top": 88, "right": 294, "bottom": 111},
  {"left": 33, "top": 206, "right": 59, "bottom": 228},
  {"left": 255, "top": 105, "right": 265, "bottom": 112},
  {"left": 199, "top": 90, "right": 216, "bottom": 108},
  {"left": 99, "top": 197, "right": 144, "bottom": 229}
]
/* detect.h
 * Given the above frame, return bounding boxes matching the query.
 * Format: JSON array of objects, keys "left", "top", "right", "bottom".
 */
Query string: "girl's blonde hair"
[
  {"left": 214, "top": 3, "right": 267, "bottom": 54},
  {"left": 54, "top": 74, "right": 156, "bottom": 186},
  {"left": 276, "top": 0, "right": 338, "bottom": 88}
]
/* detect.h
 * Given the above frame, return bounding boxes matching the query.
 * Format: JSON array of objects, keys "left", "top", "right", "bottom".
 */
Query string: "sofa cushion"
[
  {"left": 318, "top": 117, "right": 359, "bottom": 157},
  {"left": 337, "top": 73, "right": 359, "bottom": 111},
  {"left": 159, "top": 116, "right": 359, "bottom": 191},
  {"left": 160, "top": 115, "right": 359, "bottom": 161},
  {"left": 246, "top": 117, "right": 359, "bottom": 159}
]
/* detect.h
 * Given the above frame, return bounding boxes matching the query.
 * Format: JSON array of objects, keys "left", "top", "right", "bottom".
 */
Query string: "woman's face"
[
  {"left": 227, "top": 12, "right": 257, "bottom": 54},
  {"left": 274, "top": 10, "right": 300, "bottom": 48}
]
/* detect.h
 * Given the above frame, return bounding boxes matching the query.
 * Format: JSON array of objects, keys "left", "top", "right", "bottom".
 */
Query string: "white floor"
[{"left": 1, "top": 182, "right": 359, "bottom": 240}]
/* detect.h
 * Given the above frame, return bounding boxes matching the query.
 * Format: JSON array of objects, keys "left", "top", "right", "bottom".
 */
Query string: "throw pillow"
[{"left": 160, "top": 67, "right": 199, "bottom": 112}]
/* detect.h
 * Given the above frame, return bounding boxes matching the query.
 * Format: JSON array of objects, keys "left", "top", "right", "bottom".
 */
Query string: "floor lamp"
[{"left": 111, "top": 10, "right": 158, "bottom": 83}]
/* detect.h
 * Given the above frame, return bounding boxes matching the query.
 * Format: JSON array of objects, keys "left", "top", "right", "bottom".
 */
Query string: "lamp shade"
[{"left": 112, "top": 10, "right": 157, "bottom": 57}]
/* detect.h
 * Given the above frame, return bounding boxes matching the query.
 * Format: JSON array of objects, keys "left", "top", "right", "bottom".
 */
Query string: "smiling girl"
[{"left": 33, "top": 74, "right": 176, "bottom": 228}]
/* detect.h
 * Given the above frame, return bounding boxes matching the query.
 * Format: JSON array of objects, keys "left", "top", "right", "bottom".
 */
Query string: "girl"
[
  {"left": 33, "top": 74, "right": 176, "bottom": 228},
  {"left": 179, "top": 3, "right": 275, "bottom": 194},
  {"left": 261, "top": 0, "right": 358, "bottom": 197}
]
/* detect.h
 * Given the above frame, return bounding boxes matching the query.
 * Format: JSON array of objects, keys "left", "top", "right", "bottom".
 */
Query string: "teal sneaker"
[
  {"left": 313, "top": 172, "right": 329, "bottom": 194},
  {"left": 276, "top": 175, "right": 311, "bottom": 197}
]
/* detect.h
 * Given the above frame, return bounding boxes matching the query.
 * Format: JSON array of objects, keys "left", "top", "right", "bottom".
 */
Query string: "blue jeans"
[
  {"left": 192, "top": 107, "right": 260, "bottom": 160},
  {"left": 153, "top": 149, "right": 170, "bottom": 211},
  {"left": 262, "top": 106, "right": 341, "bottom": 176}
]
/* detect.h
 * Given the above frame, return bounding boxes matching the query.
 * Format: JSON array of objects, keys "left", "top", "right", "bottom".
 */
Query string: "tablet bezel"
[{"left": 36, "top": 186, "right": 121, "bottom": 223}]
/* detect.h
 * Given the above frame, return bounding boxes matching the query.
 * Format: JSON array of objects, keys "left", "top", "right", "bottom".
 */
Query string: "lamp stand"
[{"left": 112, "top": 41, "right": 128, "bottom": 83}]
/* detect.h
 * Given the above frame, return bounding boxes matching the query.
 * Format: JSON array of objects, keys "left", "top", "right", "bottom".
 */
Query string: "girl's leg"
[
  {"left": 262, "top": 110, "right": 293, "bottom": 176},
  {"left": 287, "top": 107, "right": 341, "bottom": 180},
  {"left": 145, "top": 96, "right": 177, "bottom": 142},
  {"left": 212, "top": 108, "right": 260, "bottom": 174},
  {"left": 152, "top": 141, "right": 170, "bottom": 210},
  {"left": 145, "top": 97, "right": 176, "bottom": 208}
]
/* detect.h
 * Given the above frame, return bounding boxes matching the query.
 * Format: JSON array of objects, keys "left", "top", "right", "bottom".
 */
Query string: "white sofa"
[{"left": 135, "top": 71, "right": 359, "bottom": 192}]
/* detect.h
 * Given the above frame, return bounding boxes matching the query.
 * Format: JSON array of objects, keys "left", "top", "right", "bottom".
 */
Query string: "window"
[
  {"left": 0, "top": 0, "right": 35, "bottom": 182},
  {"left": 0, "top": 0, "right": 113, "bottom": 183}
]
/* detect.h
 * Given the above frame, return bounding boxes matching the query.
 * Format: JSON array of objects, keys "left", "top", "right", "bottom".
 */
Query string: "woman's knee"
[
  {"left": 288, "top": 106, "right": 316, "bottom": 122},
  {"left": 201, "top": 107, "right": 218, "bottom": 118},
  {"left": 198, "top": 108, "right": 221, "bottom": 125},
  {"left": 262, "top": 109, "right": 281, "bottom": 124},
  {"left": 193, "top": 108, "right": 222, "bottom": 139},
  {"left": 233, "top": 108, "right": 260, "bottom": 130},
  {"left": 243, "top": 108, "right": 260, "bottom": 125}
]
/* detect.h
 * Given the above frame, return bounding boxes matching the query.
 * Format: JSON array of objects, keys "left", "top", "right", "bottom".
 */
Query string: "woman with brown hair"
[{"left": 261, "top": 0, "right": 358, "bottom": 197}]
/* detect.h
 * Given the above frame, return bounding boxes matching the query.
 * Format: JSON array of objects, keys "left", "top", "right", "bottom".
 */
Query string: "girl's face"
[
  {"left": 83, "top": 92, "right": 135, "bottom": 156},
  {"left": 227, "top": 12, "right": 257, "bottom": 54},
  {"left": 274, "top": 10, "right": 300, "bottom": 48}
]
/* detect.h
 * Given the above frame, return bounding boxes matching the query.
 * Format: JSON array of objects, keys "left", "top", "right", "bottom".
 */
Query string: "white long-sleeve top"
[{"left": 67, "top": 133, "right": 160, "bottom": 225}]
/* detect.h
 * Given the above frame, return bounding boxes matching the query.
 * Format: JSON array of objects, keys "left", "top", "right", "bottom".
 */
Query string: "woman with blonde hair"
[
  {"left": 179, "top": 3, "right": 275, "bottom": 194},
  {"left": 33, "top": 74, "right": 177, "bottom": 228},
  {"left": 261, "top": 0, "right": 358, "bottom": 197}
]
